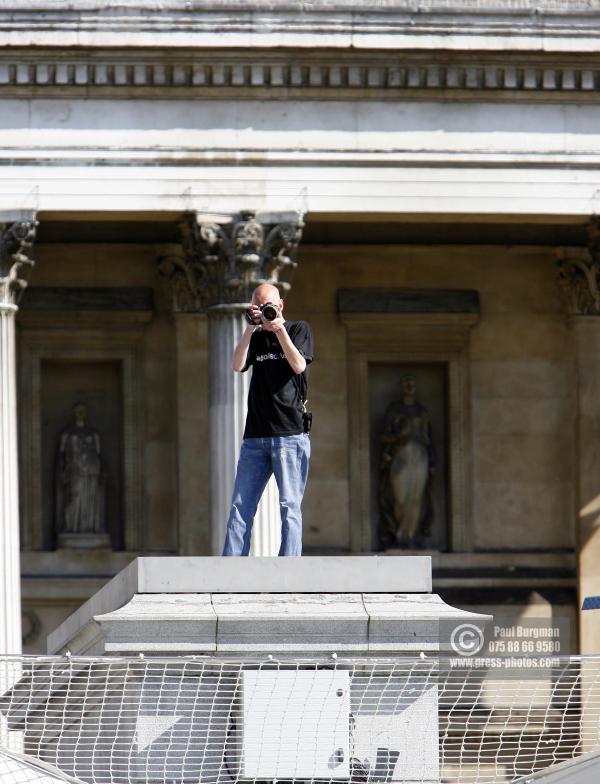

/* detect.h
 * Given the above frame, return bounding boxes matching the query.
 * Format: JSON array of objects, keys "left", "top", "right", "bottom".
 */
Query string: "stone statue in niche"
[
  {"left": 55, "top": 402, "right": 109, "bottom": 548},
  {"left": 379, "top": 375, "right": 436, "bottom": 549}
]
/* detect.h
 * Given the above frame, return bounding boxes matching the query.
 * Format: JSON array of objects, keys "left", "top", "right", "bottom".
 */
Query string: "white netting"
[
  {"left": 0, "top": 746, "right": 86, "bottom": 784},
  {"left": 1, "top": 655, "right": 600, "bottom": 784}
]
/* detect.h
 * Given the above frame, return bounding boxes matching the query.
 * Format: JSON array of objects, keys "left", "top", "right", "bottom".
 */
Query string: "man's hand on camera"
[
  {"left": 262, "top": 312, "right": 285, "bottom": 332},
  {"left": 245, "top": 305, "right": 261, "bottom": 326}
]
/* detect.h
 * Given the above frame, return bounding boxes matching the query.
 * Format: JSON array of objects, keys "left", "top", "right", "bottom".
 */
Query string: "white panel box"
[
  {"left": 240, "top": 669, "right": 350, "bottom": 779},
  {"left": 350, "top": 676, "right": 440, "bottom": 784}
]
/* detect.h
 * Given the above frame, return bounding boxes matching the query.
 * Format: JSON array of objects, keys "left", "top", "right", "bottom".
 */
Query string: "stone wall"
[
  {"left": 291, "top": 243, "right": 574, "bottom": 554},
  {"left": 16, "top": 237, "right": 576, "bottom": 651}
]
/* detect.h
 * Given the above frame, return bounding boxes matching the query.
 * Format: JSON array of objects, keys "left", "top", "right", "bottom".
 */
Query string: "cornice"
[
  {"left": 1, "top": 2, "right": 600, "bottom": 53},
  {"left": 3, "top": 49, "right": 600, "bottom": 101}
]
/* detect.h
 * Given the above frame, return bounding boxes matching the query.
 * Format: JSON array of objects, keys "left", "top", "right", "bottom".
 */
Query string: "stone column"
[
  {"left": 159, "top": 211, "right": 303, "bottom": 556},
  {"left": 568, "top": 308, "right": 600, "bottom": 749},
  {"left": 207, "top": 305, "right": 280, "bottom": 555},
  {"left": 0, "top": 217, "right": 37, "bottom": 656},
  {"left": 572, "top": 318, "right": 600, "bottom": 653},
  {"left": 557, "top": 226, "right": 600, "bottom": 655}
]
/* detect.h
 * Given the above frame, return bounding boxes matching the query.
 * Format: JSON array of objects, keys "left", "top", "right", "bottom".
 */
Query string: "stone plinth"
[
  {"left": 47, "top": 556, "right": 489, "bottom": 656},
  {"left": 57, "top": 533, "right": 111, "bottom": 549},
  {"left": 43, "top": 556, "right": 490, "bottom": 784}
]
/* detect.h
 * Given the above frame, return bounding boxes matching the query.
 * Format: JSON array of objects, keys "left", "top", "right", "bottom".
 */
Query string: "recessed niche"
[{"left": 40, "top": 359, "right": 124, "bottom": 550}]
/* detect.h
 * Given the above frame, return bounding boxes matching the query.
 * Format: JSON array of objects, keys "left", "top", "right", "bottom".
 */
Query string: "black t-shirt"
[{"left": 243, "top": 320, "right": 313, "bottom": 437}]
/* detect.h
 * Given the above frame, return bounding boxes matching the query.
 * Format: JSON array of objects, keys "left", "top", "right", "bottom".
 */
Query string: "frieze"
[{"left": 3, "top": 52, "right": 600, "bottom": 99}]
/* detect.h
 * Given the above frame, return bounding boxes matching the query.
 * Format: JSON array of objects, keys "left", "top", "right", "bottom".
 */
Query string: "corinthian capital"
[
  {"left": 556, "top": 219, "right": 600, "bottom": 316},
  {"left": 158, "top": 210, "right": 304, "bottom": 314},
  {"left": 0, "top": 218, "right": 38, "bottom": 308}
]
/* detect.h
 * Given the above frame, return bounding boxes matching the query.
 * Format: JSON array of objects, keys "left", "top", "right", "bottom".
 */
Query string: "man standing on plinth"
[{"left": 222, "top": 283, "right": 313, "bottom": 556}]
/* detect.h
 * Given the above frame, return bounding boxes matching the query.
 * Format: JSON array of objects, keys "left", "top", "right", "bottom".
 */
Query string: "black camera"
[
  {"left": 259, "top": 302, "right": 279, "bottom": 322},
  {"left": 245, "top": 301, "right": 280, "bottom": 325}
]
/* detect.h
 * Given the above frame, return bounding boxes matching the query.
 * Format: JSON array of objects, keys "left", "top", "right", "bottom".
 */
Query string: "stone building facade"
[{"left": 1, "top": 0, "right": 599, "bottom": 654}]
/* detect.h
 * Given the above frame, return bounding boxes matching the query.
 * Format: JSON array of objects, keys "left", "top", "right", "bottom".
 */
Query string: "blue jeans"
[{"left": 222, "top": 434, "right": 311, "bottom": 556}]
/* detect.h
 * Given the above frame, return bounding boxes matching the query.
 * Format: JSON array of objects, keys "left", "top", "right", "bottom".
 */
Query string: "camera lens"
[{"left": 260, "top": 303, "right": 278, "bottom": 321}]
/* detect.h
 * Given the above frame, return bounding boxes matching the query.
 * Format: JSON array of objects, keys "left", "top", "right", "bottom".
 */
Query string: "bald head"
[{"left": 252, "top": 283, "right": 282, "bottom": 307}]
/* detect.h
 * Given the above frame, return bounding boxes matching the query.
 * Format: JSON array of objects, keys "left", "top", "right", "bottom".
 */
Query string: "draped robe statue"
[
  {"left": 56, "top": 403, "right": 106, "bottom": 536},
  {"left": 379, "top": 376, "right": 436, "bottom": 549}
]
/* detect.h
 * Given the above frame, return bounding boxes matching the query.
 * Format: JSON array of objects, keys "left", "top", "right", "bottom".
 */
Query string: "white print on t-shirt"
[{"left": 255, "top": 351, "right": 285, "bottom": 362}]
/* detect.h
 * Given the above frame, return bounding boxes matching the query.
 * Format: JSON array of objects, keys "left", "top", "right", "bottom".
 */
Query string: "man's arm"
[
  {"left": 276, "top": 326, "right": 306, "bottom": 374},
  {"left": 231, "top": 324, "right": 256, "bottom": 372}
]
